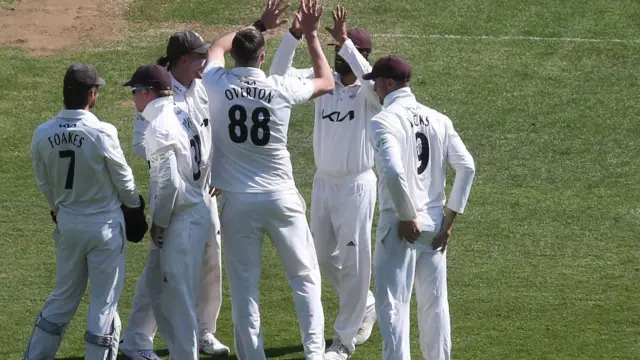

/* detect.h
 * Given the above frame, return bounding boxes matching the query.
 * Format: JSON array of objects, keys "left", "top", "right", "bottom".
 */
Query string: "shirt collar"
[
  {"left": 56, "top": 109, "right": 100, "bottom": 122},
  {"left": 231, "top": 67, "right": 267, "bottom": 79},
  {"left": 334, "top": 72, "right": 361, "bottom": 88},
  {"left": 170, "top": 72, "right": 191, "bottom": 95},
  {"left": 142, "top": 96, "right": 174, "bottom": 121},
  {"left": 383, "top": 87, "right": 415, "bottom": 109}
]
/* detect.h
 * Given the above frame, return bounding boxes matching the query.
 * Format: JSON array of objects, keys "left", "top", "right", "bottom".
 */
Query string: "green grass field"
[{"left": 2, "top": 0, "right": 640, "bottom": 359}]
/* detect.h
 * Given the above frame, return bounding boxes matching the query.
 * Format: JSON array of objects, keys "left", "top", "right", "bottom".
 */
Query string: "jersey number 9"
[
  {"left": 228, "top": 105, "right": 271, "bottom": 146},
  {"left": 416, "top": 132, "right": 429, "bottom": 175},
  {"left": 190, "top": 135, "right": 202, "bottom": 181}
]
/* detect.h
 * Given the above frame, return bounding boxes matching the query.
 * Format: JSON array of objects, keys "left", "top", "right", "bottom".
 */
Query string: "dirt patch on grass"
[
  {"left": 0, "top": 0, "right": 129, "bottom": 56},
  {"left": 0, "top": 0, "right": 321, "bottom": 57}
]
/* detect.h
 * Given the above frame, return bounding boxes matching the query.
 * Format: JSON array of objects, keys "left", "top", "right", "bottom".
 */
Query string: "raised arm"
[
  {"left": 208, "top": 0, "right": 290, "bottom": 66},
  {"left": 269, "top": 5, "right": 314, "bottom": 79},
  {"left": 207, "top": 31, "right": 236, "bottom": 66},
  {"left": 298, "top": 0, "right": 334, "bottom": 99},
  {"left": 329, "top": 6, "right": 379, "bottom": 106}
]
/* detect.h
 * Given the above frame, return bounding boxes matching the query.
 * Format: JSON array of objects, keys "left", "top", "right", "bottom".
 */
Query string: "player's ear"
[{"left": 387, "top": 78, "right": 397, "bottom": 90}]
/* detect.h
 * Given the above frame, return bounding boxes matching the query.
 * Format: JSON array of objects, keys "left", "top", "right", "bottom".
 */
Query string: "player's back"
[
  {"left": 171, "top": 76, "right": 214, "bottom": 194},
  {"left": 205, "top": 65, "right": 314, "bottom": 193},
  {"left": 31, "top": 110, "right": 125, "bottom": 215},
  {"left": 143, "top": 97, "right": 206, "bottom": 213},
  {"left": 374, "top": 89, "right": 456, "bottom": 231}
]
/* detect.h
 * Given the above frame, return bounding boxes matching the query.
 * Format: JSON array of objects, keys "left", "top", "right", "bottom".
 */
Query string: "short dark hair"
[
  {"left": 231, "top": 28, "right": 265, "bottom": 67},
  {"left": 395, "top": 80, "right": 410, "bottom": 88},
  {"left": 63, "top": 86, "right": 95, "bottom": 109}
]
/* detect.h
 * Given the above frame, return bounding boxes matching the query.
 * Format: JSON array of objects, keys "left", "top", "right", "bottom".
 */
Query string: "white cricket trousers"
[
  {"left": 120, "top": 196, "right": 223, "bottom": 351},
  {"left": 25, "top": 209, "right": 125, "bottom": 360},
  {"left": 220, "top": 189, "right": 325, "bottom": 360},
  {"left": 311, "top": 169, "right": 376, "bottom": 351},
  {"left": 148, "top": 201, "right": 211, "bottom": 360},
  {"left": 374, "top": 212, "right": 451, "bottom": 360}
]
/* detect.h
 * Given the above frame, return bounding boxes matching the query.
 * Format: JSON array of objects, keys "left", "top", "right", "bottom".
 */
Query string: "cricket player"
[
  {"left": 202, "top": 0, "right": 334, "bottom": 358},
  {"left": 269, "top": 6, "right": 379, "bottom": 358},
  {"left": 25, "top": 63, "right": 143, "bottom": 359},
  {"left": 123, "top": 64, "right": 211, "bottom": 360},
  {"left": 364, "top": 55, "right": 475, "bottom": 360},
  {"left": 120, "top": 31, "right": 229, "bottom": 360}
]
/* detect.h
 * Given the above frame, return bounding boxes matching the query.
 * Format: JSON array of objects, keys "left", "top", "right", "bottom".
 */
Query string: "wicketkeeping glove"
[{"left": 121, "top": 195, "right": 149, "bottom": 243}]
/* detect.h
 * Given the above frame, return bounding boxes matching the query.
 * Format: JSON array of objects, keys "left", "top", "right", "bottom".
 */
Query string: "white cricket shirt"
[
  {"left": 143, "top": 96, "right": 206, "bottom": 227},
  {"left": 202, "top": 62, "right": 315, "bottom": 193},
  {"left": 370, "top": 88, "right": 475, "bottom": 231},
  {"left": 170, "top": 73, "right": 214, "bottom": 194},
  {"left": 132, "top": 111, "right": 149, "bottom": 159},
  {"left": 30, "top": 109, "right": 140, "bottom": 215},
  {"left": 270, "top": 34, "right": 381, "bottom": 177}
]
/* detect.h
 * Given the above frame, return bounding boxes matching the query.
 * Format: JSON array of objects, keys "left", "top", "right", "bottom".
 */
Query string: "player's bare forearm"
[
  {"left": 442, "top": 209, "right": 458, "bottom": 232},
  {"left": 307, "top": 33, "right": 330, "bottom": 79},
  {"left": 306, "top": 34, "right": 334, "bottom": 96},
  {"left": 208, "top": 33, "right": 235, "bottom": 64},
  {"left": 295, "top": 0, "right": 333, "bottom": 97},
  {"left": 209, "top": 0, "right": 289, "bottom": 64},
  {"left": 432, "top": 209, "right": 457, "bottom": 252}
]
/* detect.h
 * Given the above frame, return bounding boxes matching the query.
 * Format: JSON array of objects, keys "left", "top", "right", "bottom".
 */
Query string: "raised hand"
[
  {"left": 289, "top": 0, "right": 304, "bottom": 38},
  {"left": 325, "top": 5, "right": 348, "bottom": 45},
  {"left": 296, "top": 0, "right": 323, "bottom": 35},
  {"left": 260, "top": 0, "right": 291, "bottom": 30}
]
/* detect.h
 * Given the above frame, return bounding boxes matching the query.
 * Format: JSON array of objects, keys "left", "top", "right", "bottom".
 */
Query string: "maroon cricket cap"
[
  {"left": 329, "top": 28, "right": 373, "bottom": 50},
  {"left": 362, "top": 55, "right": 412, "bottom": 82},
  {"left": 122, "top": 64, "right": 172, "bottom": 90},
  {"left": 64, "top": 63, "right": 106, "bottom": 89}
]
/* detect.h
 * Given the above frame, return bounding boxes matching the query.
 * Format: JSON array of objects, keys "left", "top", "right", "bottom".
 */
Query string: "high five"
[{"left": 203, "top": 0, "right": 333, "bottom": 358}]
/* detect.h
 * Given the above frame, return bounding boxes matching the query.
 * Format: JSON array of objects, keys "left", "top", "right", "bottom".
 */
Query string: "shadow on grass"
[
  {"left": 57, "top": 343, "right": 312, "bottom": 359},
  {"left": 56, "top": 349, "right": 170, "bottom": 360}
]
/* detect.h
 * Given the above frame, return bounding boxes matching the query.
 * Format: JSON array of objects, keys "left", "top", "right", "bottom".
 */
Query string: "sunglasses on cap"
[{"left": 131, "top": 85, "right": 153, "bottom": 95}]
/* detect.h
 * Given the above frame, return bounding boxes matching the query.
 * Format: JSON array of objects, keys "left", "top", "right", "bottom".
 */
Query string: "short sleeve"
[
  {"left": 202, "top": 61, "right": 227, "bottom": 89},
  {"left": 273, "top": 75, "right": 315, "bottom": 106}
]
